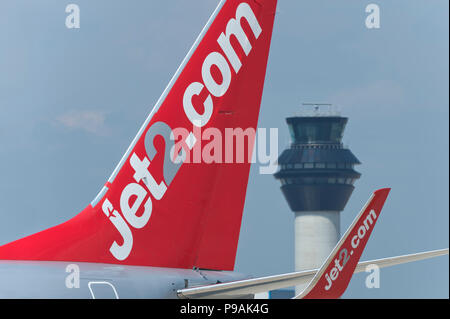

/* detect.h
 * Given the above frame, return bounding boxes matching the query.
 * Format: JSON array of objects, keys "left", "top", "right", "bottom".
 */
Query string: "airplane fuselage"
[{"left": 0, "top": 261, "right": 250, "bottom": 298}]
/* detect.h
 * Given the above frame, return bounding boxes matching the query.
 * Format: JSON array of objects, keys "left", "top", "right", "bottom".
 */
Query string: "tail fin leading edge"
[{"left": 0, "top": 0, "right": 278, "bottom": 270}]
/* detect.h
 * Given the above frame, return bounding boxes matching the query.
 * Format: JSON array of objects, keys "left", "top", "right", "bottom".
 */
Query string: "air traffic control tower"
[{"left": 274, "top": 105, "right": 361, "bottom": 294}]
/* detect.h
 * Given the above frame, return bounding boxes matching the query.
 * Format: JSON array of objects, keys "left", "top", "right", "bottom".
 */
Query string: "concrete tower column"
[
  {"left": 294, "top": 210, "right": 340, "bottom": 295},
  {"left": 294, "top": 210, "right": 340, "bottom": 271}
]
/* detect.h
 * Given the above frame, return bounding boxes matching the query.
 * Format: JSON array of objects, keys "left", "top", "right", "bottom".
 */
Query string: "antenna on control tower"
[{"left": 299, "top": 103, "right": 341, "bottom": 117}]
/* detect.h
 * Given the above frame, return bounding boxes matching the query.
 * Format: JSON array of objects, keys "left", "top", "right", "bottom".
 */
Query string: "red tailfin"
[
  {"left": 294, "top": 188, "right": 391, "bottom": 299},
  {"left": 0, "top": 0, "right": 278, "bottom": 270}
]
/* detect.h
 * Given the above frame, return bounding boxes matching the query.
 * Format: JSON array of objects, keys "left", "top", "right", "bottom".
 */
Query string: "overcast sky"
[{"left": 0, "top": 0, "right": 448, "bottom": 298}]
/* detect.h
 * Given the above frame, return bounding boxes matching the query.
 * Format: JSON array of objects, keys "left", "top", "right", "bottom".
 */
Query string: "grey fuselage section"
[{"left": 0, "top": 260, "right": 251, "bottom": 298}]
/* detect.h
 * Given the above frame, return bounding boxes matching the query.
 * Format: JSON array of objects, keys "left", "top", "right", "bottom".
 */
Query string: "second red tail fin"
[{"left": 294, "top": 188, "right": 391, "bottom": 299}]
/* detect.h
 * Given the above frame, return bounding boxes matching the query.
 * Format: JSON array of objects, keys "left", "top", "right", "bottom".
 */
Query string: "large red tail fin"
[{"left": 0, "top": 0, "right": 278, "bottom": 270}]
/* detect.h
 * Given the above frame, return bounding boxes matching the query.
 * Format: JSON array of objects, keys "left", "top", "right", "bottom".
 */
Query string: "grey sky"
[{"left": 0, "top": 0, "right": 448, "bottom": 298}]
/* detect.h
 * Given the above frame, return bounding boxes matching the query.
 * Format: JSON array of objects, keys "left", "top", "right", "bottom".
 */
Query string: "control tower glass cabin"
[{"left": 274, "top": 116, "right": 361, "bottom": 212}]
